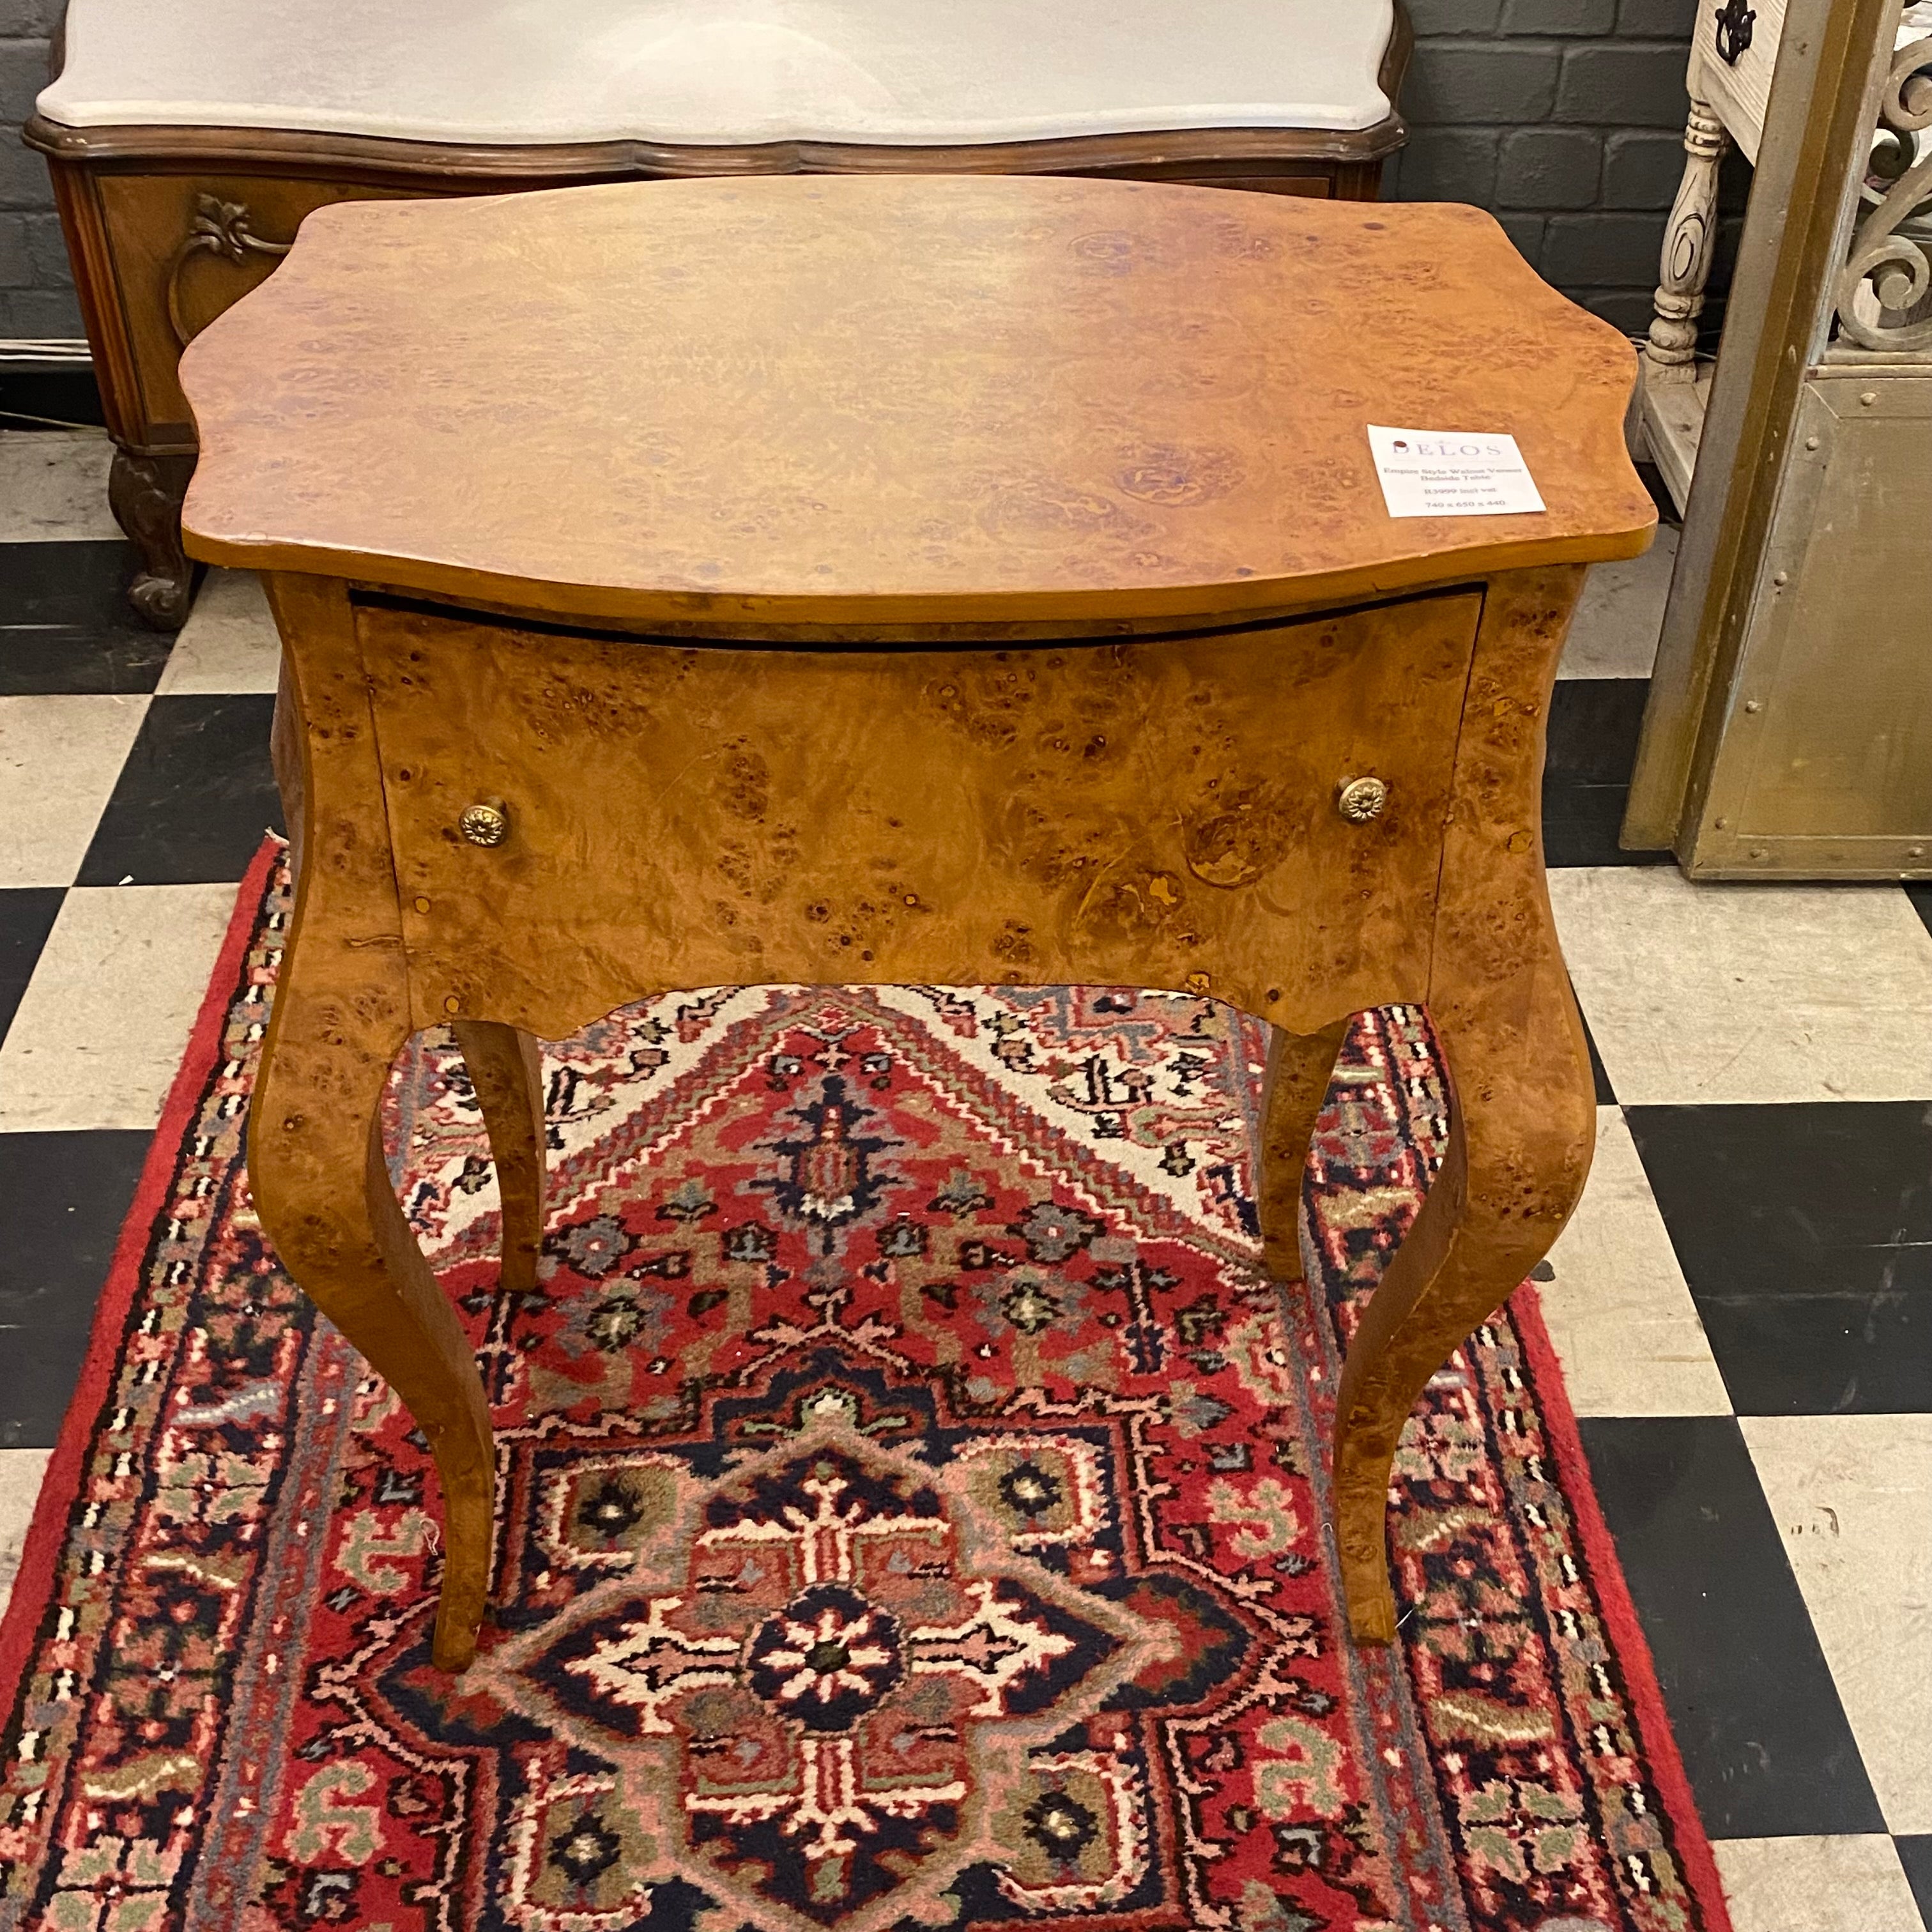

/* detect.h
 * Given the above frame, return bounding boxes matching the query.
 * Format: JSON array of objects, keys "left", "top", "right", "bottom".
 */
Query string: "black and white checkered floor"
[{"left": 2, "top": 427, "right": 1928, "bottom": 1932}]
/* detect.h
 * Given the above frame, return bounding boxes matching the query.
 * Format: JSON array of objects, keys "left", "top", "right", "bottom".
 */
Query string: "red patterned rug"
[{"left": 0, "top": 844, "right": 1731, "bottom": 1932}]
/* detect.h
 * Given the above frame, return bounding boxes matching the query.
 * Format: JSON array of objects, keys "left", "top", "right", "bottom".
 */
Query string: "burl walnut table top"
[{"left": 179, "top": 175, "right": 1653, "bottom": 630}]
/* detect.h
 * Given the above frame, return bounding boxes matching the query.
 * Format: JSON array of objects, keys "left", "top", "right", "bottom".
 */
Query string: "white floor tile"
[
  {"left": 0, "top": 1448, "right": 52, "bottom": 1619},
  {"left": 156, "top": 568, "right": 281, "bottom": 696},
  {"left": 1536, "top": 1107, "right": 1731, "bottom": 1416},
  {"left": 1740, "top": 1415, "right": 1932, "bottom": 1835},
  {"left": 1550, "top": 868, "right": 1932, "bottom": 1105},
  {"left": 1560, "top": 523, "right": 1677, "bottom": 679},
  {"left": 0, "top": 883, "right": 235, "bottom": 1131},
  {"left": 1712, "top": 1835, "right": 1926, "bottom": 1932},
  {"left": 0, "top": 694, "right": 148, "bottom": 889},
  {"left": 0, "top": 430, "right": 117, "bottom": 543}
]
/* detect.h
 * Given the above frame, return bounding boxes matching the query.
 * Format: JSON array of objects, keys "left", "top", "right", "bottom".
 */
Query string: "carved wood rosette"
[{"left": 165, "top": 191, "right": 294, "bottom": 347}]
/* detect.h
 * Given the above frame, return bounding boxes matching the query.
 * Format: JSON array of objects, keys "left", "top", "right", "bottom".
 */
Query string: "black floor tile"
[
  {"left": 0, "top": 367, "right": 106, "bottom": 430},
  {"left": 0, "top": 1130, "right": 152, "bottom": 1448},
  {"left": 1896, "top": 1837, "right": 1932, "bottom": 1929},
  {"left": 0, "top": 540, "right": 173, "bottom": 695},
  {"left": 1627, "top": 1102, "right": 1932, "bottom": 1414},
  {"left": 0, "top": 887, "right": 63, "bottom": 1041},
  {"left": 75, "top": 693, "right": 282, "bottom": 886},
  {"left": 1577, "top": 1414, "right": 1885, "bottom": 1839},
  {"left": 1908, "top": 882, "right": 1932, "bottom": 946},
  {"left": 1575, "top": 989, "right": 1614, "bottom": 1106},
  {"left": 1542, "top": 678, "right": 1675, "bottom": 869}
]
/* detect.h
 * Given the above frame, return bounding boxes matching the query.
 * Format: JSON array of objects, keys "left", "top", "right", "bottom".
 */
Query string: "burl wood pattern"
[
  {"left": 447, "top": 1021, "right": 547, "bottom": 1296},
  {"left": 1257, "top": 1022, "right": 1350, "bottom": 1284},
  {"left": 355, "top": 591, "right": 1480, "bottom": 1041},
  {"left": 1333, "top": 567, "right": 1596, "bottom": 1641},
  {"left": 243, "top": 566, "right": 1600, "bottom": 1669},
  {"left": 182, "top": 177, "right": 1650, "bottom": 1670},
  {"left": 252, "top": 575, "right": 496, "bottom": 1671},
  {"left": 180, "top": 178, "right": 1653, "bottom": 631}
]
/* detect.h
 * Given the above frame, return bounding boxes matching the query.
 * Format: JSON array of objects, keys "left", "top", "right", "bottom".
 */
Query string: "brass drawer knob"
[
  {"left": 1336, "top": 776, "right": 1388, "bottom": 824},
  {"left": 459, "top": 799, "right": 510, "bottom": 847}
]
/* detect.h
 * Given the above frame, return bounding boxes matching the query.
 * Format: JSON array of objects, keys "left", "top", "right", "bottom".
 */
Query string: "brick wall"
[
  {"left": 0, "top": 1, "right": 1715, "bottom": 346},
  {"left": 0, "top": 0, "right": 74, "bottom": 335},
  {"left": 1388, "top": 0, "right": 1717, "bottom": 336}
]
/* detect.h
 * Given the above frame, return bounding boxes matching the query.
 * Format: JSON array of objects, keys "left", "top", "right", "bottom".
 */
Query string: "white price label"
[{"left": 1367, "top": 425, "right": 1546, "bottom": 519}]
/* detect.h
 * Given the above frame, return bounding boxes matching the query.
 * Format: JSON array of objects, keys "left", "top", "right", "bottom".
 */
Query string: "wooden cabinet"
[{"left": 27, "top": 0, "right": 1411, "bottom": 629}]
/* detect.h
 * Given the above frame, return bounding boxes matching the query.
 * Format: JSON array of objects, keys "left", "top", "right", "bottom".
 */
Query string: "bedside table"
[{"left": 178, "top": 175, "right": 1652, "bottom": 1670}]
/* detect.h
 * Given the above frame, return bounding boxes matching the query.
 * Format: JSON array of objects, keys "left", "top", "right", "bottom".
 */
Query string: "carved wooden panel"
[{"left": 353, "top": 588, "right": 1485, "bottom": 1042}]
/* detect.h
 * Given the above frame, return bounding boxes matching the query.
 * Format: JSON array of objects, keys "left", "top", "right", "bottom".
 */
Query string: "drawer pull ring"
[
  {"left": 1713, "top": 0, "right": 1754, "bottom": 66},
  {"left": 1336, "top": 777, "right": 1389, "bottom": 824},
  {"left": 459, "top": 800, "right": 511, "bottom": 847}
]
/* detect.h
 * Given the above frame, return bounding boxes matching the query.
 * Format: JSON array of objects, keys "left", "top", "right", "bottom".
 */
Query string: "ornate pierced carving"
[
  {"left": 165, "top": 192, "right": 294, "bottom": 346},
  {"left": 1646, "top": 99, "right": 1729, "bottom": 380},
  {"left": 1834, "top": 13, "right": 1932, "bottom": 353}
]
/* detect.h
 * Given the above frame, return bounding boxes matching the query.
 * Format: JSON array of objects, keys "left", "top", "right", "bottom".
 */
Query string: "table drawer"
[{"left": 353, "top": 589, "right": 1485, "bottom": 1043}]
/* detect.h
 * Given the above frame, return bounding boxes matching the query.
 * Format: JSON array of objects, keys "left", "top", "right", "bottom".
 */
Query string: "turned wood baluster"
[{"left": 1646, "top": 96, "right": 1729, "bottom": 381}]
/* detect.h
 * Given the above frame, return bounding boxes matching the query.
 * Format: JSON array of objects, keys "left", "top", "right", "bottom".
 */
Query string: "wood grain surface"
[
  {"left": 350, "top": 587, "right": 1482, "bottom": 1043},
  {"left": 217, "top": 174, "right": 1640, "bottom": 1664},
  {"left": 254, "top": 557, "right": 1604, "bottom": 1664},
  {"left": 250, "top": 574, "right": 498, "bottom": 1671},
  {"left": 1332, "top": 566, "right": 1597, "bottom": 1641},
  {"left": 180, "top": 176, "right": 1653, "bottom": 629}
]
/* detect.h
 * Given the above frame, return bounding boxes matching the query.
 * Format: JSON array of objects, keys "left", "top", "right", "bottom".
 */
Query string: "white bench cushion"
[{"left": 40, "top": 0, "right": 1396, "bottom": 146}]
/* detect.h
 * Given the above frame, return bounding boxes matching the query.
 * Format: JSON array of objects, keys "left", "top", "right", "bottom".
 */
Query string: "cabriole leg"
[
  {"left": 450, "top": 1020, "right": 548, "bottom": 1296},
  {"left": 1256, "top": 1019, "right": 1350, "bottom": 1284},
  {"left": 108, "top": 447, "right": 197, "bottom": 629},
  {"left": 254, "top": 570, "right": 495, "bottom": 1671},
  {"left": 252, "top": 976, "right": 497, "bottom": 1671},
  {"left": 1328, "top": 984, "right": 1593, "bottom": 1641},
  {"left": 1331, "top": 564, "right": 1597, "bottom": 1643}
]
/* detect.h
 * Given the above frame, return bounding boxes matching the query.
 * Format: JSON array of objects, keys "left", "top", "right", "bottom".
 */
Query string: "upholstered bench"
[{"left": 27, "top": 0, "right": 1411, "bottom": 627}]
